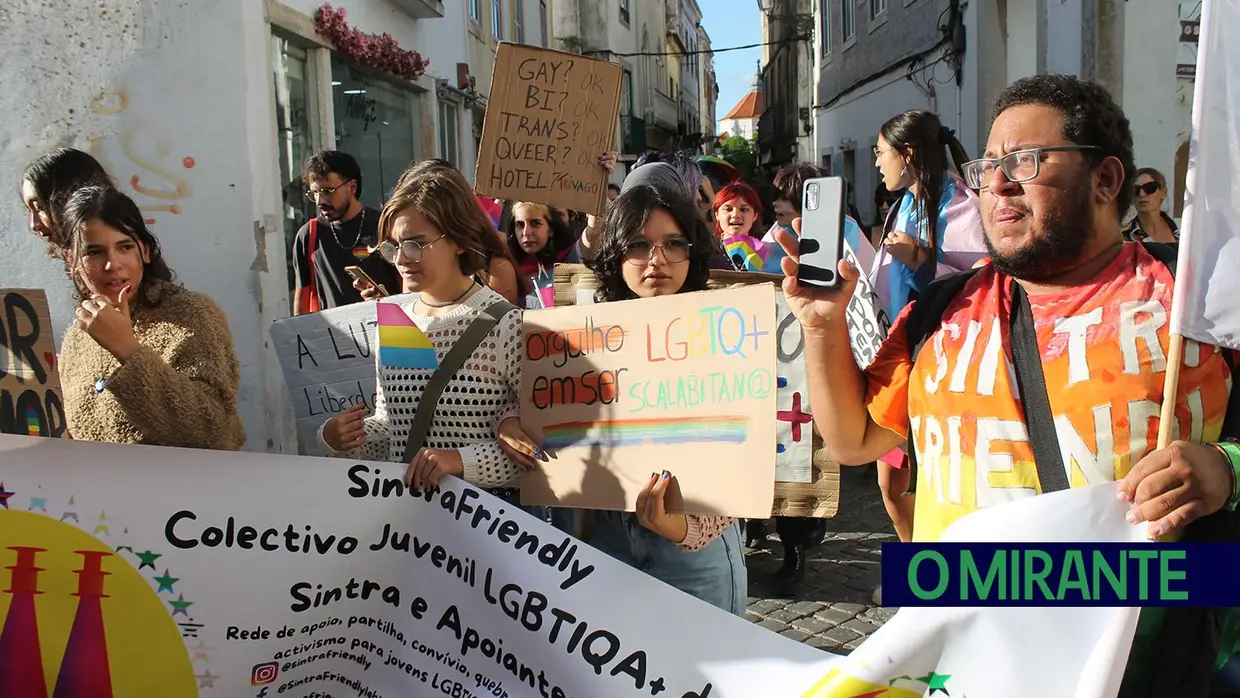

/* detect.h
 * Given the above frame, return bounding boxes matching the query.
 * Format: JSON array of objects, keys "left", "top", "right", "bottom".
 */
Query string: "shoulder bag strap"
[
  {"left": 307, "top": 218, "right": 322, "bottom": 313},
  {"left": 400, "top": 298, "right": 518, "bottom": 463},
  {"left": 1008, "top": 279, "right": 1070, "bottom": 492}
]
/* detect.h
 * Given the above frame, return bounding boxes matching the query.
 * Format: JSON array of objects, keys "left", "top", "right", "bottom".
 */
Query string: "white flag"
[
  {"left": 1170, "top": 0, "right": 1240, "bottom": 350},
  {"left": 798, "top": 485, "right": 1145, "bottom": 698}
]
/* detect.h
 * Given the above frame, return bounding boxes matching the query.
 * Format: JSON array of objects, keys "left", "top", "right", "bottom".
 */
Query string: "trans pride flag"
[{"left": 376, "top": 303, "right": 439, "bottom": 369}]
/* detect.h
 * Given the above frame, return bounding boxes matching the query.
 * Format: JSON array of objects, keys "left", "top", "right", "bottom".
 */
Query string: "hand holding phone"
[
  {"left": 345, "top": 266, "right": 389, "bottom": 298},
  {"left": 796, "top": 177, "right": 846, "bottom": 289}
]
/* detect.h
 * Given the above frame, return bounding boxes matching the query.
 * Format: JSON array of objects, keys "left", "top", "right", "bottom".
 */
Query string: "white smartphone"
[{"left": 796, "top": 176, "right": 846, "bottom": 289}]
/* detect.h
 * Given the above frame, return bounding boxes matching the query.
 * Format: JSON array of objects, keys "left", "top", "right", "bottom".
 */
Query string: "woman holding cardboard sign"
[
  {"left": 498, "top": 183, "right": 748, "bottom": 617},
  {"left": 54, "top": 185, "right": 245, "bottom": 449},
  {"left": 320, "top": 164, "right": 544, "bottom": 504}
]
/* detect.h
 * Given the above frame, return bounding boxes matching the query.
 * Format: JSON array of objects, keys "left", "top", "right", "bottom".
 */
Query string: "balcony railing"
[
  {"left": 390, "top": 0, "right": 445, "bottom": 19},
  {"left": 646, "top": 90, "right": 679, "bottom": 131}
]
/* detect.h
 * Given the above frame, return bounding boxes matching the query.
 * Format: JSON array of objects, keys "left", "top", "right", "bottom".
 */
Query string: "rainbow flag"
[
  {"left": 25, "top": 406, "right": 39, "bottom": 437},
  {"left": 376, "top": 303, "right": 439, "bottom": 369},
  {"left": 541, "top": 417, "right": 750, "bottom": 450}
]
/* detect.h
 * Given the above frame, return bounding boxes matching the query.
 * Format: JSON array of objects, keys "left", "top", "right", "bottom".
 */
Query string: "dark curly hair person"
[
  {"left": 55, "top": 185, "right": 245, "bottom": 450},
  {"left": 587, "top": 184, "right": 714, "bottom": 303},
  {"left": 980, "top": 73, "right": 1136, "bottom": 279},
  {"left": 580, "top": 182, "right": 749, "bottom": 617}
]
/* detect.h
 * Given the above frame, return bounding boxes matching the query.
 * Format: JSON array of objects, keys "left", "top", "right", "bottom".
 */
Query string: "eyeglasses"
[
  {"left": 622, "top": 239, "right": 692, "bottom": 265},
  {"left": 961, "top": 146, "right": 1102, "bottom": 189},
  {"left": 1134, "top": 181, "right": 1161, "bottom": 197},
  {"left": 377, "top": 235, "right": 446, "bottom": 264},
  {"left": 305, "top": 180, "right": 354, "bottom": 201}
]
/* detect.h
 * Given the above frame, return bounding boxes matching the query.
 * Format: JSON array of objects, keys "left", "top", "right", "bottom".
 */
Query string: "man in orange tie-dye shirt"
[{"left": 774, "top": 75, "right": 1237, "bottom": 695}]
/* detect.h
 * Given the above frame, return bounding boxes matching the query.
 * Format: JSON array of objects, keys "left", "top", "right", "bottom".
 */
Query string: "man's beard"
[
  {"left": 320, "top": 201, "right": 348, "bottom": 221},
  {"left": 985, "top": 185, "right": 1094, "bottom": 280}
]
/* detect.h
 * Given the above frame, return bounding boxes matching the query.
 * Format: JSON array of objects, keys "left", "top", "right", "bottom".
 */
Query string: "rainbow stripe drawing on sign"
[{"left": 541, "top": 416, "right": 751, "bottom": 449}]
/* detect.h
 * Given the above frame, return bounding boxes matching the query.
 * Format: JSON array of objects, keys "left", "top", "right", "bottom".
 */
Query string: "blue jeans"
[
  {"left": 523, "top": 506, "right": 575, "bottom": 534},
  {"left": 588, "top": 511, "right": 748, "bottom": 616}
]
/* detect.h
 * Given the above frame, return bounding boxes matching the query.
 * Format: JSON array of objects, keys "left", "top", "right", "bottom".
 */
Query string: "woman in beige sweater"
[{"left": 55, "top": 185, "right": 245, "bottom": 450}]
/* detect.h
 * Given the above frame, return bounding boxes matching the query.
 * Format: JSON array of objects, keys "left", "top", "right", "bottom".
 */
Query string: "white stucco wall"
[
  {"left": 1, "top": 0, "right": 465, "bottom": 453},
  {"left": 719, "top": 117, "right": 757, "bottom": 141},
  {"left": 814, "top": 62, "right": 965, "bottom": 225},
  {"left": 1121, "top": 0, "right": 1180, "bottom": 209},
  {"left": 0, "top": 0, "right": 284, "bottom": 451}
]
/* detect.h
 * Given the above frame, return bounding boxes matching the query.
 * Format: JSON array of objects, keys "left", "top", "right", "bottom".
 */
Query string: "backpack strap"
[
  {"left": 306, "top": 218, "right": 322, "bottom": 313},
  {"left": 400, "top": 299, "right": 518, "bottom": 464},
  {"left": 1139, "top": 239, "right": 1179, "bottom": 275},
  {"left": 1008, "top": 280, "right": 1070, "bottom": 493}
]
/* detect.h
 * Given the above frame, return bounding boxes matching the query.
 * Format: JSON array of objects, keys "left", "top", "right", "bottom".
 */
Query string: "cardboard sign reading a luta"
[
  {"left": 548, "top": 253, "right": 889, "bottom": 518},
  {"left": 519, "top": 285, "right": 779, "bottom": 519}
]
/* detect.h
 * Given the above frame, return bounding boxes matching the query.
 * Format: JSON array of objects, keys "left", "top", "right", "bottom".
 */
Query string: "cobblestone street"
[{"left": 744, "top": 465, "right": 898, "bottom": 654}]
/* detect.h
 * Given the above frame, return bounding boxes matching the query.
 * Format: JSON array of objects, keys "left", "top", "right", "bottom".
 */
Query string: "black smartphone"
[{"left": 796, "top": 176, "right": 846, "bottom": 289}]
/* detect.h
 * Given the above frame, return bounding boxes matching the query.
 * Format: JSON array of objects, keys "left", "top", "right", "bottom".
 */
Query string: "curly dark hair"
[
  {"left": 991, "top": 75, "right": 1135, "bottom": 222},
  {"left": 60, "top": 185, "right": 179, "bottom": 307},
  {"left": 587, "top": 184, "right": 713, "bottom": 303},
  {"left": 304, "top": 150, "right": 363, "bottom": 196}
]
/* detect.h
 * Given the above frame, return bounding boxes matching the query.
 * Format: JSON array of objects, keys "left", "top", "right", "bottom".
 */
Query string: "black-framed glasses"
[
  {"left": 1134, "top": 181, "right": 1161, "bottom": 197},
  {"left": 623, "top": 239, "right": 692, "bottom": 265},
  {"left": 961, "top": 146, "right": 1101, "bottom": 189},
  {"left": 305, "top": 180, "right": 354, "bottom": 201},
  {"left": 377, "top": 235, "right": 446, "bottom": 264}
]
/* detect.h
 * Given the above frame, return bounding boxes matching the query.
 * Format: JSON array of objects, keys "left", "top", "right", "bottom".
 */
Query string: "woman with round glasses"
[
  {"left": 319, "top": 165, "right": 538, "bottom": 502},
  {"left": 1122, "top": 168, "right": 1179, "bottom": 243},
  {"left": 498, "top": 183, "right": 748, "bottom": 616}
]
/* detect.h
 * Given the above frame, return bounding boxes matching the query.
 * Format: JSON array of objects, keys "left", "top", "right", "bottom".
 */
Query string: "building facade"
[
  {"left": 460, "top": 0, "right": 552, "bottom": 181},
  {"left": 0, "top": 0, "right": 488, "bottom": 454},
  {"left": 812, "top": 0, "right": 1191, "bottom": 228},
  {"left": 677, "top": 0, "right": 704, "bottom": 151},
  {"left": 698, "top": 25, "right": 719, "bottom": 152},
  {"left": 757, "top": 0, "right": 816, "bottom": 173},
  {"left": 552, "top": 0, "right": 713, "bottom": 167}
]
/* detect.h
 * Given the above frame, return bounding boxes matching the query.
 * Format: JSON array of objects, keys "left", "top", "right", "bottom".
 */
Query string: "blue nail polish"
[{"left": 661, "top": 470, "right": 670, "bottom": 480}]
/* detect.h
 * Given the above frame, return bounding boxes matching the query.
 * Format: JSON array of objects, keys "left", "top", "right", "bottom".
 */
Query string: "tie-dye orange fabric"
[{"left": 865, "top": 242, "right": 1234, "bottom": 542}]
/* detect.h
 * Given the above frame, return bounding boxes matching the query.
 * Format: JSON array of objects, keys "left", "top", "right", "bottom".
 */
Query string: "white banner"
[
  {"left": 0, "top": 435, "right": 841, "bottom": 697},
  {"left": 1170, "top": 0, "right": 1240, "bottom": 350},
  {"left": 803, "top": 484, "right": 1144, "bottom": 697},
  {"left": 269, "top": 295, "right": 415, "bottom": 455}
]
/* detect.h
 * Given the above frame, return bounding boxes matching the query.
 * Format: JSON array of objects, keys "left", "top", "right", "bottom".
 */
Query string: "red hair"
[{"left": 712, "top": 182, "right": 764, "bottom": 238}]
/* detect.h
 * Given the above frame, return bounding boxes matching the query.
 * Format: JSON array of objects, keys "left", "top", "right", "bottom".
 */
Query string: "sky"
[{"left": 699, "top": 0, "right": 763, "bottom": 130}]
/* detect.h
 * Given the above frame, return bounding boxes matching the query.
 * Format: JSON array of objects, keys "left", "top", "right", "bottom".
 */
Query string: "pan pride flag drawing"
[{"left": 376, "top": 303, "right": 439, "bottom": 369}]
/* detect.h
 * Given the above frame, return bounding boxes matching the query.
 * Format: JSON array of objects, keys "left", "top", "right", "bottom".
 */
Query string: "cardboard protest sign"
[
  {"left": 0, "top": 435, "right": 841, "bottom": 697},
  {"left": 0, "top": 289, "right": 65, "bottom": 438},
  {"left": 551, "top": 251, "right": 888, "bottom": 518},
  {"left": 474, "top": 43, "right": 622, "bottom": 216},
  {"left": 520, "top": 285, "right": 779, "bottom": 519},
  {"left": 269, "top": 295, "right": 415, "bottom": 455}
]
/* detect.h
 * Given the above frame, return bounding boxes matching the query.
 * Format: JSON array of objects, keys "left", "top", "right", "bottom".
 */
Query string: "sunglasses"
[{"left": 1134, "top": 181, "right": 1161, "bottom": 197}]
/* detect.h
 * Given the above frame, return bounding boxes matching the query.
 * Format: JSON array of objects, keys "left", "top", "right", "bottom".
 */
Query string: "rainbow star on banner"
[{"left": 377, "top": 303, "right": 439, "bottom": 369}]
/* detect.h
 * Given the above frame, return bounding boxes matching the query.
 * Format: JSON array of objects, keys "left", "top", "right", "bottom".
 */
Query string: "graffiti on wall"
[{"left": 82, "top": 86, "right": 197, "bottom": 229}]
